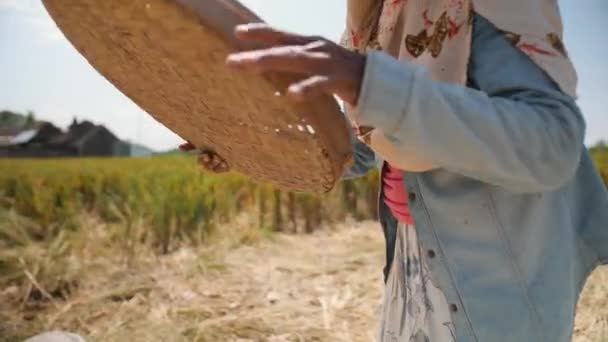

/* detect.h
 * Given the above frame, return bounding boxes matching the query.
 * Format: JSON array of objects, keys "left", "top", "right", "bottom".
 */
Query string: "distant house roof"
[
  {"left": 1, "top": 116, "right": 153, "bottom": 157},
  {"left": 0, "top": 121, "right": 62, "bottom": 147},
  {"left": 0, "top": 128, "right": 38, "bottom": 146},
  {"left": 48, "top": 121, "right": 113, "bottom": 148},
  {"left": 11, "top": 129, "right": 38, "bottom": 145},
  {"left": 0, "top": 126, "right": 23, "bottom": 138}
]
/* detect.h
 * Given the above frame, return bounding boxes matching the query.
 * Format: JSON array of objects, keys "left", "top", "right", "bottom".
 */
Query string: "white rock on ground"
[{"left": 24, "top": 331, "right": 86, "bottom": 342}]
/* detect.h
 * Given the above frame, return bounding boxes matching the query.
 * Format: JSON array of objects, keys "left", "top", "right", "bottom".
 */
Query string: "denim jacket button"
[
  {"left": 427, "top": 250, "right": 436, "bottom": 258},
  {"left": 450, "top": 304, "right": 459, "bottom": 312},
  {"left": 408, "top": 192, "right": 417, "bottom": 201}
]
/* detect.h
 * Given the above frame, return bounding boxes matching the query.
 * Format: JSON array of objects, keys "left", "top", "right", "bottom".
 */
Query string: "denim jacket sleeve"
[
  {"left": 352, "top": 15, "right": 586, "bottom": 193},
  {"left": 342, "top": 125, "right": 378, "bottom": 179}
]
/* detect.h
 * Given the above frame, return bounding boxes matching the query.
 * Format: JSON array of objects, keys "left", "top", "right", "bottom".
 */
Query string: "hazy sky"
[{"left": 0, "top": 0, "right": 606, "bottom": 151}]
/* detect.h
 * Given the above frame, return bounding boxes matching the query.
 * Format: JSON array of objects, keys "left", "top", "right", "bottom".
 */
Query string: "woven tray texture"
[{"left": 42, "top": 0, "right": 353, "bottom": 193}]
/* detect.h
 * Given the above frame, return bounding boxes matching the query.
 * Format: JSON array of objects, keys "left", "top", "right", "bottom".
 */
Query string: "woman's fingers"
[
  {"left": 198, "top": 152, "right": 216, "bottom": 168},
  {"left": 197, "top": 153, "right": 207, "bottom": 167},
  {"left": 234, "top": 23, "right": 319, "bottom": 47},
  {"left": 198, "top": 151, "right": 229, "bottom": 173},
  {"left": 287, "top": 75, "right": 333, "bottom": 101},
  {"left": 179, "top": 141, "right": 196, "bottom": 151},
  {"left": 209, "top": 154, "right": 223, "bottom": 169},
  {"left": 181, "top": 142, "right": 229, "bottom": 173},
  {"left": 227, "top": 24, "right": 366, "bottom": 106},
  {"left": 214, "top": 161, "right": 230, "bottom": 173},
  {"left": 226, "top": 44, "right": 330, "bottom": 74}
]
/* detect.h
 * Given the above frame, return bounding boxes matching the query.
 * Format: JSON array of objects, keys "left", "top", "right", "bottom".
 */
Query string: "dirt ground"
[{"left": 2, "top": 219, "right": 607, "bottom": 342}]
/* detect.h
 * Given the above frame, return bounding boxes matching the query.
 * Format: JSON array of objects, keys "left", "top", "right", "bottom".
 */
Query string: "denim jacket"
[{"left": 346, "top": 15, "right": 608, "bottom": 342}]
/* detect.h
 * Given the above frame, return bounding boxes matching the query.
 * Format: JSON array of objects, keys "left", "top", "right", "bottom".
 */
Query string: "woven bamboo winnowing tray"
[{"left": 42, "top": 0, "right": 353, "bottom": 193}]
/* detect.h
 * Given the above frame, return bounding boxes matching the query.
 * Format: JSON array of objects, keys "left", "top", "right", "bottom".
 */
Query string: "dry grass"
[
  {"left": 1, "top": 219, "right": 607, "bottom": 342},
  {"left": 576, "top": 270, "right": 608, "bottom": 342}
]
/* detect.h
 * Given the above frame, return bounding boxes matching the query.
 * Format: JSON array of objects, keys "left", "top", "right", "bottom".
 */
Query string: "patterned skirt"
[{"left": 378, "top": 223, "right": 457, "bottom": 342}]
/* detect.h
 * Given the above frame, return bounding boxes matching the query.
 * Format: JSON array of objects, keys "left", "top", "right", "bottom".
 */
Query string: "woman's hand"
[
  {"left": 226, "top": 23, "right": 366, "bottom": 107},
  {"left": 179, "top": 142, "right": 230, "bottom": 173}
]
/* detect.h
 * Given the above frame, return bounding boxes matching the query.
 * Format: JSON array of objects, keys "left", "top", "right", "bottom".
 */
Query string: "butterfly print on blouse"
[
  {"left": 405, "top": 12, "right": 450, "bottom": 58},
  {"left": 547, "top": 32, "right": 568, "bottom": 57}
]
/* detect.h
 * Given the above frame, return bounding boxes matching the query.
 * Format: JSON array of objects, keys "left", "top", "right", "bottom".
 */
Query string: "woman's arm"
[
  {"left": 353, "top": 15, "right": 585, "bottom": 193},
  {"left": 226, "top": 19, "right": 585, "bottom": 193}
]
